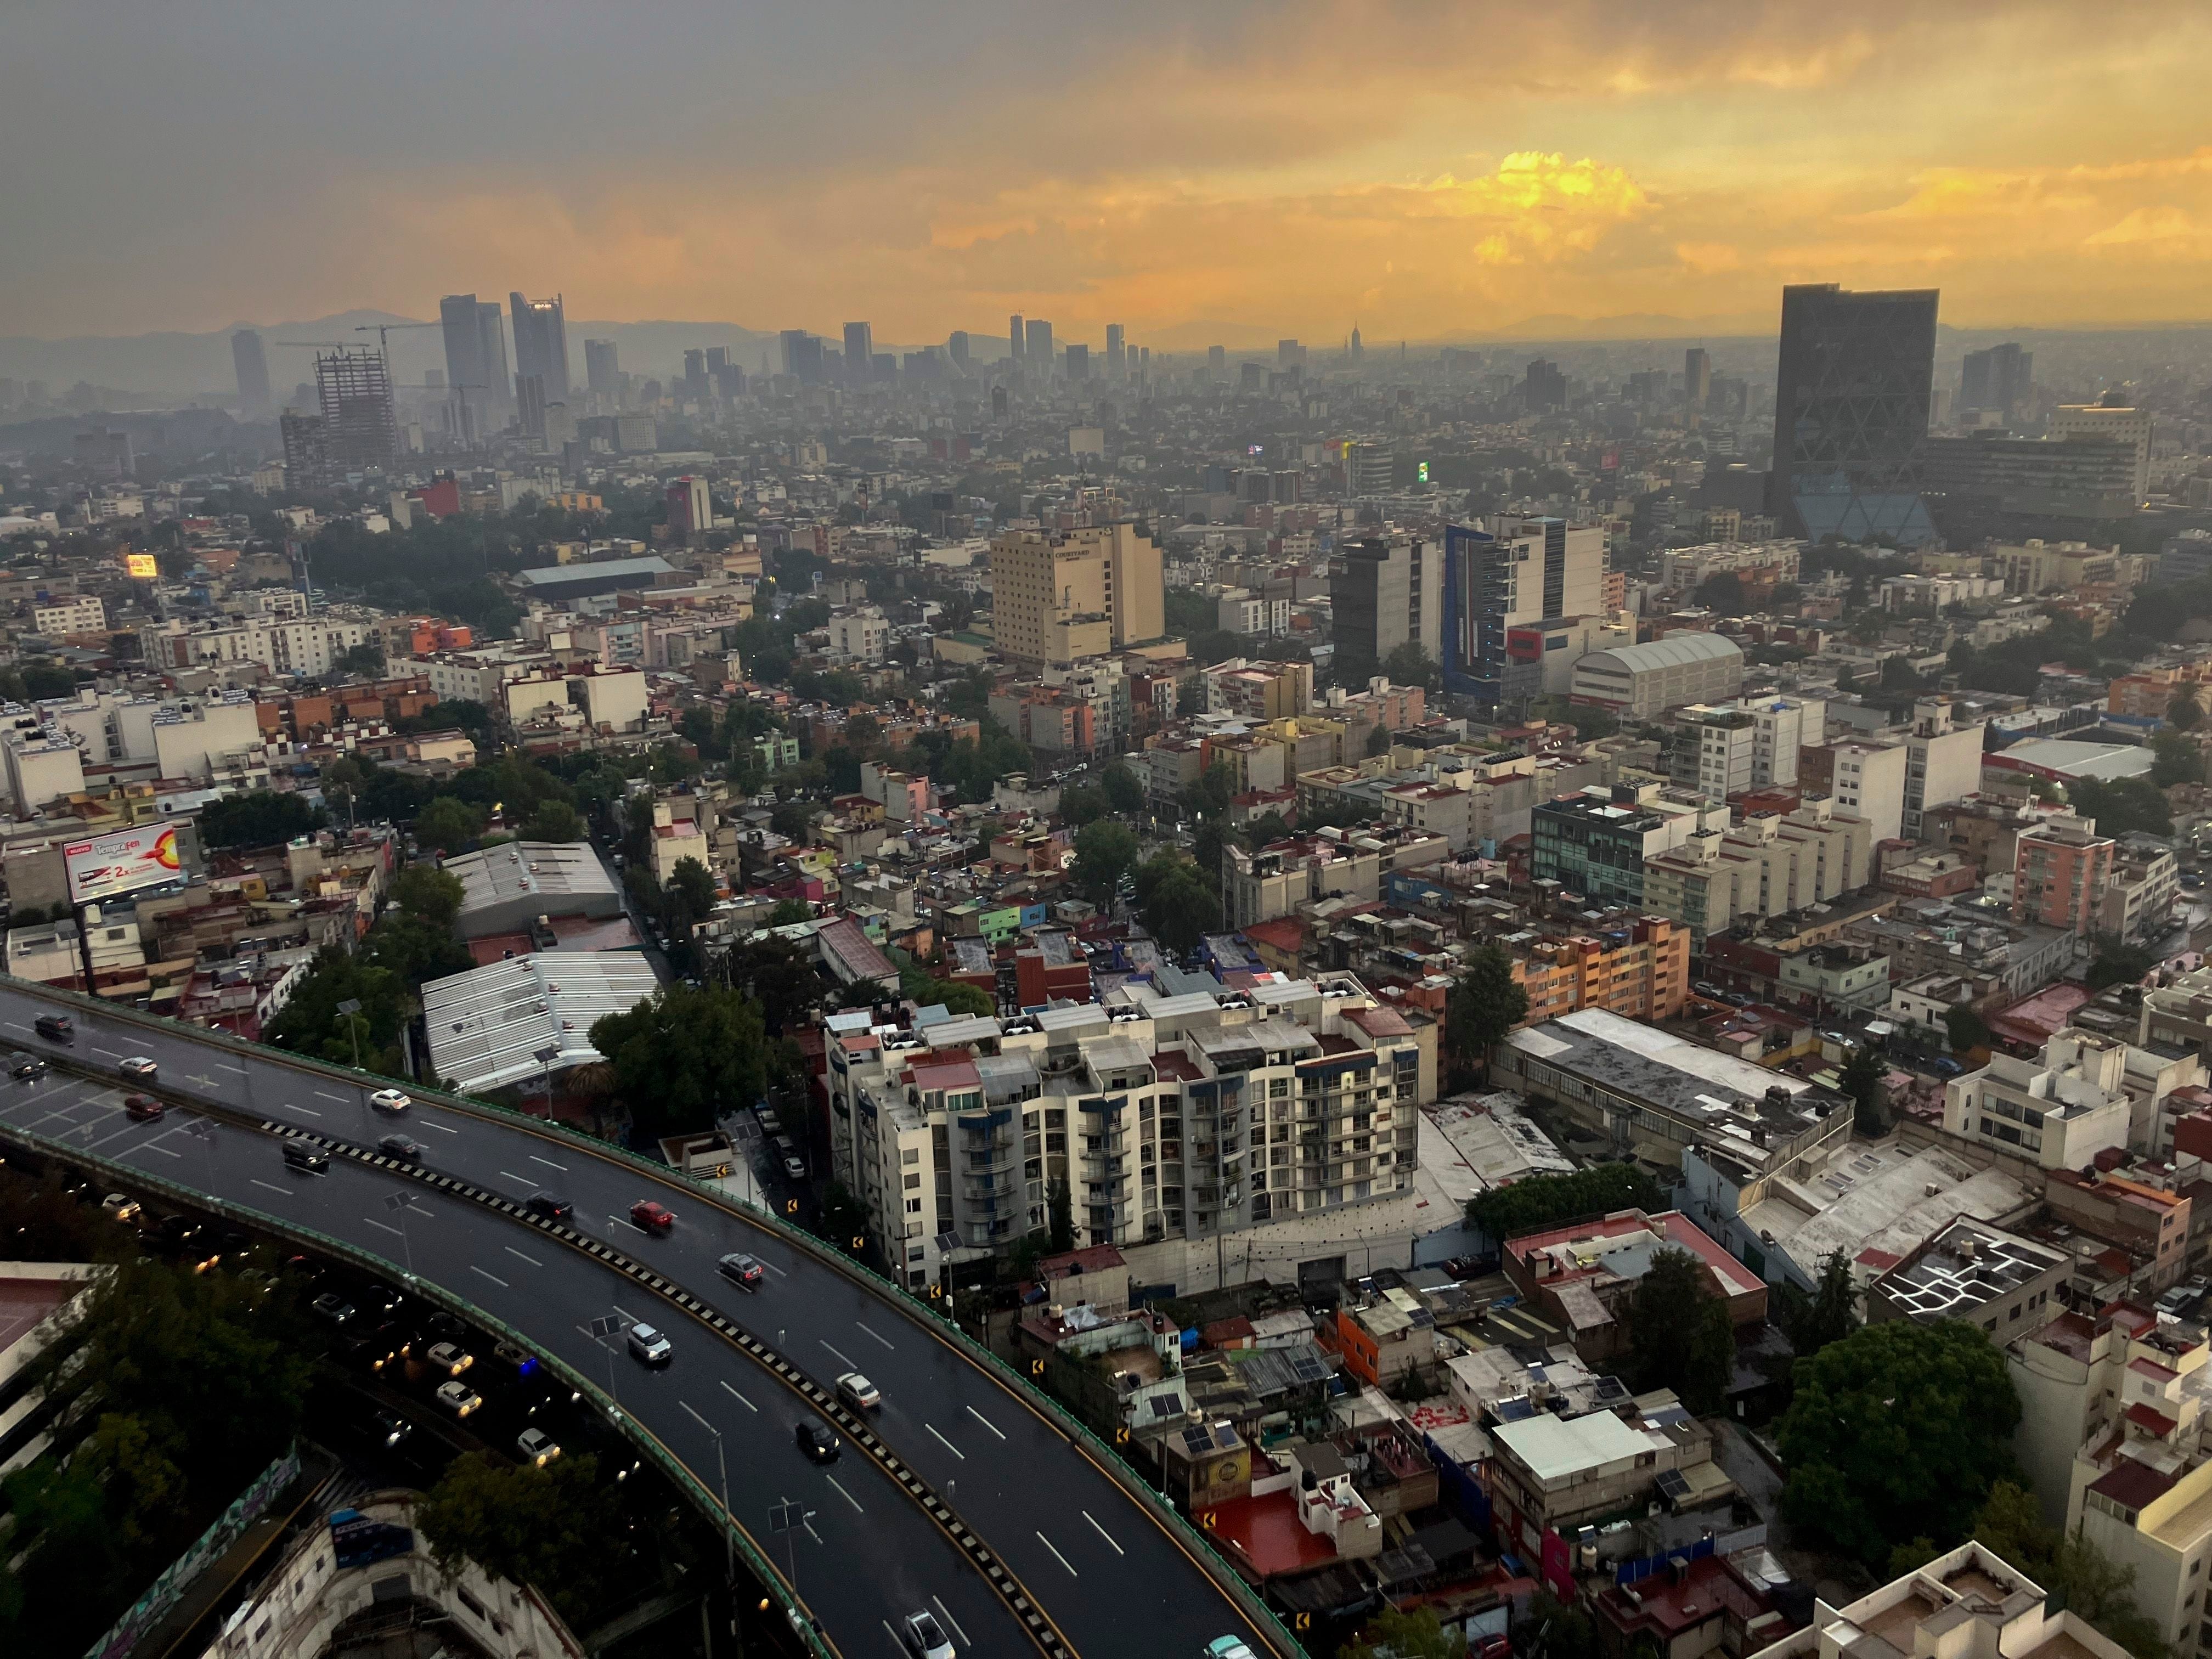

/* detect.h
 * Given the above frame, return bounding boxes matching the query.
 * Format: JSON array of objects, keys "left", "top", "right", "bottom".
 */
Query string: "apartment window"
[
  {"left": 905, "top": 1199, "right": 922, "bottom": 1214},
  {"left": 903, "top": 1173, "right": 921, "bottom": 1190}
]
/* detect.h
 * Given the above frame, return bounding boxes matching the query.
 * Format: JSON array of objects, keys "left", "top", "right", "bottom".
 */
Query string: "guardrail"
[
  {"left": 0, "top": 1105, "right": 838, "bottom": 1659},
  {"left": 2, "top": 975, "right": 1308, "bottom": 1659}
]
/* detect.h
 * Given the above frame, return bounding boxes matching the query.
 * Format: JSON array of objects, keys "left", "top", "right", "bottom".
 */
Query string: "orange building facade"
[{"left": 1510, "top": 916, "right": 1691, "bottom": 1028}]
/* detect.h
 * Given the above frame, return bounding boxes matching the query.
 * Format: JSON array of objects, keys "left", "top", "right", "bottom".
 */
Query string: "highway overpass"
[{"left": 0, "top": 977, "right": 1297, "bottom": 1659}]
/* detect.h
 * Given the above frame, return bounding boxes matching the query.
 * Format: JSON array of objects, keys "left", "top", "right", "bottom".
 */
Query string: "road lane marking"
[
  {"left": 504, "top": 1246, "right": 541, "bottom": 1267},
  {"left": 469, "top": 1265, "right": 509, "bottom": 1289},
  {"left": 966, "top": 1406, "right": 1006, "bottom": 1440},
  {"left": 250, "top": 1179, "right": 290, "bottom": 1196},
  {"left": 803, "top": 1518, "right": 822, "bottom": 1545},
  {"left": 134, "top": 1141, "right": 183, "bottom": 1159},
  {"left": 819, "top": 1339, "right": 856, "bottom": 1369},
  {"left": 680, "top": 1399, "right": 716, "bottom": 1435},
  {"left": 1083, "top": 1510, "right": 1125, "bottom": 1555},
  {"left": 927, "top": 1424, "right": 966, "bottom": 1460},
  {"left": 1036, "top": 1530, "right": 1078, "bottom": 1576},
  {"left": 719, "top": 1381, "right": 757, "bottom": 1412},
  {"left": 83, "top": 1122, "right": 149, "bottom": 1154},
  {"left": 856, "top": 1319, "right": 894, "bottom": 1350},
  {"left": 498, "top": 1170, "right": 537, "bottom": 1186},
  {"left": 421, "top": 1121, "right": 459, "bottom": 1133},
  {"left": 315, "top": 1091, "right": 348, "bottom": 1102},
  {"left": 763, "top": 1260, "right": 788, "bottom": 1277},
  {"left": 283, "top": 1103, "right": 323, "bottom": 1118},
  {"left": 367, "top": 1218, "right": 404, "bottom": 1237},
  {"left": 825, "top": 1475, "right": 862, "bottom": 1513},
  {"left": 93, "top": 1046, "right": 121, "bottom": 1058},
  {"left": 217, "top": 1062, "right": 247, "bottom": 1074},
  {"left": 529, "top": 1153, "right": 568, "bottom": 1170},
  {"left": 882, "top": 1622, "right": 907, "bottom": 1655},
  {"left": 2, "top": 1020, "right": 25, "bottom": 1031},
  {"left": 611, "top": 1303, "right": 641, "bottom": 1324},
  {"left": 931, "top": 1598, "right": 969, "bottom": 1647}
]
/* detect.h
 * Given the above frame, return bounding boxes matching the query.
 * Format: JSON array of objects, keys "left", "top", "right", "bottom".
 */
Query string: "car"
[
  {"left": 717, "top": 1252, "right": 765, "bottom": 1290},
  {"left": 626, "top": 1322, "right": 673, "bottom": 1365},
  {"left": 793, "top": 1415, "right": 840, "bottom": 1463},
  {"left": 835, "top": 1372, "right": 882, "bottom": 1411},
  {"left": 312, "top": 1292, "right": 357, "bottom": 1324},
  {"left": 756, "top": 1109, "right": 783, "bottom": 1135},
  {"left": 524, "top": 1191, "right": 574, "bottom": 1222},
  {"left": 370, "top": 1088, "right": 411, "bottom": 1113},
  {"left": 377, "top": 1133, "right": 425, "bottom": 1163},
  {"left": 101, "top": 1193, "right": 141, "bottom": 1223},
  {"left": 436, "top": 1380, "right": 483, "bottom": 1418},
  {"left": 426, "top": 1341, "right": 474, "bottom": 1376},
  {"left": 33, "top": 1014, "right": 72, "bottom": 1042},
  {"left": 900, "top": 1612, "right": 955, "bottom": 1659},
  {"left": 12, "top": 1055, "right": 46, "bottom": 1080},
  {"left": 370, "top": 1408, "right": 414, "bottom": 1449},
  {"left": 1692, "top": 981, "right": 1722, "bottom": 998},
  {"left": 281, "top": 1142, "right": 330, "bottom": 1175},
  {"left": 493, "top": 1339, "right": 542, "bottom": 1378},
  {"left": 119, "top": 1056, "right": 157, "bottom": 1080},
  {"left": 516, "top": 1427, "right": 562, "bottom": 1466},
  {"left": 630, "top": 1199, "right": 676, "bottom": 1234},
  {"left": 123, "top": 1093, "right": 165, "bottom": 1122},
  {"left": 1204, "top": 1640, "right": 1261, "bottom": 1659},
  {"left": 782, "top": 1155, "right": 807, "bottom": 1181},
  {"left": 1931, "top": 1057, "right": 1965, "bottom": 1078},
  {"left": 1721, "top": 991, "right": 1757, "bottom": 1008}
]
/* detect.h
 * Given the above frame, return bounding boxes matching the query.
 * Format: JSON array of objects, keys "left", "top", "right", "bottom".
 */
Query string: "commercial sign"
[
  {"left": 64, "top": 824, "right": 183, "bottom": 906},
  {"left": 123, "top": 552, "right": 158, "bottom": 578}
]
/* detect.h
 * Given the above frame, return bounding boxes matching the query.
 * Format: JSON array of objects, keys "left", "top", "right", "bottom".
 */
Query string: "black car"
[
  {"left": 281, "top": 1142, "right": 329, "bottom": 1175},
  {"left": 10, "top": 1055, "right": 45, "bottom": 1080},
  {"left": 794, "top": 1416, "right": 840, "bottom": 1464},
  {"left": 524, "top": 1191, "right": 574, "bottom": 1223},
  {"left": 33, "top": 1014, "right": 71, "bottom": 1042},
  {"left": 378, "top": 1134, "right": 425, "bottom": 1163}
]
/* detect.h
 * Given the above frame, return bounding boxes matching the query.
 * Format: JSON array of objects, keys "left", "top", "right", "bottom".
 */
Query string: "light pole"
[
  {"left": 698, "top": 1420, "right": 736, "bottom": 1629},
  {"left": 383, "top": 1190, "right": 415, "bottom": 1276},
  {"left": 533, "top": 1044, "right": 559, "bottom": 1118},
  {"left": 185, "top": 1117, "right": 217, "bottom": 1194},
  {"left": 586, "top": 1312, "right": 625, "bottom": 1408},
  {"left": 336, "top": 998, "right": 363, "bottom": 1069},
  {"left": 767, "top": 1498, "right": 815, "bottom": 1600}
]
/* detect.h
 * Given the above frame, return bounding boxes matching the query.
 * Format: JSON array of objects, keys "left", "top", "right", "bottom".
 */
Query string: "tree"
[
  {"left": 1341, "top": 1605, "right": 1466, "bottom": 1659},
  {"left": 1141, "top": 860, "right": 1221, "bottom": 956},
  {"left": 1510, "top": 1590, "right": 1597, "bottom": 1659},
  {"left": 1622, "top": 1248, "right": 1736, "bottom": 1412},
  {"left": 266, "top": 946, "right": 411, "bottom": 1070},
  {"left": 2086, "top": 932, "right": 2158, "bottom": 991},
  {"left": 391, "top": 864, "right": 465, "bottom": 929},
  {"left": 767, "top": 898, "right": 812, "bottom": 928},
  {"left": 1696, "top": 572, "right": 1746, "bottom": 615},
  {"left": 666, "top": 855, "right": 719, "bottom": 919},
  {"left": 588, "top": 984, "right": 771, "bottom": 1135},
  {"left": 415, "top": 795, "right": 486, "bottom": 851},
  {"left": 770, "top": 799, "right": 817, "bottom": 844},
  {"left": 1444, "top": 944, "right": 1528, "bottom": 1086},
  {"left": 1838, "top": 1043, "right": 1887, "bottom": 1136},
  {"left": 1047, "top": 1176, "right": 1074, "bottom": 1252},
  {"left": 416, "top": 1453, "right": 630, "bottom": 1630},
  {"left": 1180, "top": 761, "right": 1235, "bottom": 821},
  {"left": 1973, "top": 1480, "right": 2168, "bottom": 1659},
  {"left": 198, "top": 790, "right": 323, "bottom": 850},
  {"left": 1245, "top": 810, "right": 1293, "bottom": 847},
  {"left": 1945, "top": 1002, "right": 1993, "bottom": 1056},
  {"left": 1099, "top": 765, "right": 1147, "bottom": 815},
  {"left": 1365, "top": 724, "right": 1394, "bottom": 757},
  {"left": 335, "top": 641, "right": 385, "bottom": 679},
  {"left": 520, "top": 799, "right": 585, "bottom": 842},
  {"left": 2070, "top": 776, "right": 2172, "bottom": 839},
  {"left": 1465, "top": 1163, "right": 1668, "bottom": 1242},
  {"left": 1383, "top": 640, "right": 1442, "bottom": 692},
  {"left": 1057, "top": 783, "right": 1109, "bottom": 827},
  {"left": 1777, "top": 1318, "right": 2021, "bottom": 1565},
  {"left": 363, "top": 911, "right": 475, "bottom": 984},
  {"left": 1070, "top": 820, "right": 1140, "bottom": 906},
  {"left": 1773, "top": 1248, "right": 1860, "bottom": 1359},
  {"left": 2152, "top": 730, "right": 2203, "bottom": 788},
  {"left": 2168, "top": 683, "right": 2203, "bottom": 732}
]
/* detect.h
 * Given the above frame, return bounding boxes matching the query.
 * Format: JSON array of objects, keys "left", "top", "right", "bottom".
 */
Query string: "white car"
[
  {"left": 426, "top": 1341, "right": 474, "bottom": 1376},
  {"left": 626, "top": 1322, "right": 673, "bottom": 1365},
  {"left": 101, "top": 1193, "right": 142, "bottom": 1223},
  {"left": 436, "top": 1380, "right": 482, "bottom": 1417},
  {"left": 370, "top": 1088, "right": 411, "bottom": 1114},
  {"left": 119, "top": 1056, "right": 158, "bottom": 1080},
  {"left": 835, "top": 1372, "right": 882, "bottom": 1411},
  {"left": 516, "top": 1427, "right": 562, "bottom": 1466},
  {"left": 901, "top": 1612, "right": 955, "bottom": 1659}
]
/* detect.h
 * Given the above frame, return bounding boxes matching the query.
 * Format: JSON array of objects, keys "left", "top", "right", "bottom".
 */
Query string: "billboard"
[
  {"left": 123, "top": 552, "right": 158, "bottom": 579},
  {"left": 64, "top": 825, "right": 184, "bottom": 906}
]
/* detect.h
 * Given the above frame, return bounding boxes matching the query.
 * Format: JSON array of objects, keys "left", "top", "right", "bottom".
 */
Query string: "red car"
[
  {"left": 630, "top": 1199, "right": 676, "bottom": 1235},
  {"left": 123, "top": 1094, "right": 165, "bottom": 1122}
]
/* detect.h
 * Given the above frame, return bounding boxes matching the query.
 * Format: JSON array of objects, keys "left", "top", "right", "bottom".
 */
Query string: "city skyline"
[{"left": 7, "top": 3, "right": 2212, "bottom": 342}]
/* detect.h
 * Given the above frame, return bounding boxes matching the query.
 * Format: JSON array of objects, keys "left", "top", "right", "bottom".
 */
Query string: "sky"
[{"left": 7, "top": 0, "right": 2212, "bottom": 345}]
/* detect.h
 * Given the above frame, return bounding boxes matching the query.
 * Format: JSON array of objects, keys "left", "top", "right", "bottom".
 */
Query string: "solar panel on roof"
[
  {"left": 1654, "top": 1469, "right": 1694, "bottom": 1501},
  {"left": 1182, "top": 1426, "right": 1214, "bottom": 1454},
  {"left": 1291, "top": 1355, "right": 1330, "bottom": 1383}
]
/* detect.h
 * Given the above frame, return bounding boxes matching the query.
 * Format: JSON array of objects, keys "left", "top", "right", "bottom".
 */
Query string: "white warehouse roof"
[
  {"left": 421, "top": 952, "right": 660, "bottom": 1093},
  {"left": 1577, "top": 633, "right": 1744, "bottom": 675}
]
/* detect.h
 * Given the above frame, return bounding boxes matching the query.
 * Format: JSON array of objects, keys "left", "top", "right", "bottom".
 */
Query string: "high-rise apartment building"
[
  {"left": 1440, "top": 516, "right": 1607, "bottom": 706},
  {"left": 842, "top": 323, "right": 873, "bottom": 383},
  {"left": 583, "top": 338, "right": 620, "bottom": 399},
  {"left": 1008, "top": 314, "right": 1024, "bottom": 363},
  {"left": 1767, "top": 283, "right": 1940, "bottom": 544},
  {"left": 2013, "top": 819, "right": 2117, "bottom": 935},
  {"left": 313, "top": 348, "right": 396, "bottom": 474},
  {"left": 988, "top": 523, "right": 1163, "bottom": 667},
  {"left": 232, "top": 330, "right": 272, "bottom": 420},
  {"left": 1902, "top": 698, "right": 1987, "bottom": 839},
  {"left": 279, "top": 411, "right": 328, "bottom": 488},
  {"left": 1104, "top": 324, "right": 1124, "bottom": 375},
  {"left": 1960, "top": 342, "right": 2033, "bottom": 419},
  {"left": 508, "top": 292, "right": 568, "bottom": 403},
  {"left": 1683, "top": 347, "right": 1711, "bottom": 410},
  {"left": 1329, "top": 538, "right": 1440, "bottom": 670},
  {"left": 665, "top": 476, "right": 712, "bottom": 540},
  {"left": 1341, "top": 438, "right": 1395, "bottom": 495},
  {"left": 1024, "top": 319, "right": 1053, "bottom": 373}
]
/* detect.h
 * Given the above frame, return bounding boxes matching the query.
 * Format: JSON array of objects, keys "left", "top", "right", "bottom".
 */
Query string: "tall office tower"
[
  {"left": 842, "top": 323, "right": 873, "bottom": 384},
  {"left": 232, "top": 330, "right": 272, "bottom": 419},
  {"left": 1341, "top": 438, "right": 1395, "bottom": 495},
  {"left": 1350, "top": 326, "right": 1363, "bottom": 364},
  {"left": 2051, "top": 399, "right": 2153, "bottom": 500},
  {"left": 1104, "top": 324, "right": 1124, "bottom": 376},
  {"left": 1009, "top": 314, "right": 1025, "bottom": 363},
  {"left": 948, "top": 331, "right": 970, "bottom": 370},
  {"left": 779, "top": 330, "right": 824, "bottom": 384},
  {"left": 1683, "top": 347, "right": 1711, "bottom": 410},
  {"left": 1207, "top": 345, "right": 1226, "bottom": 381},
  {"left": 477, "top": 302, "right": 512, "bottom": 426},
  {"left": 583, "top": 338, "right": 620, "bottom": 403},
  {"left": 507, "top": 292, "right": 569, "bottom": 402},
  {"left": 1064, "top": 343, "right": 1089, "bottom": 381},
  {"left": 987, "top": 523, "right": 1164, "bottom": 667},
  {"left": 1960, "top": 342, "right": 2034, "bottom": 420},
  {"left": 1278, "top": 339, "right": 1304, "bottom": 368},
  {"left": 313, "top": 348, "right": 396, "bottom": 473},
  {"left": 712, "top": 359, "right": 744, "bottom": 401},
  {"left": 516, "top": 373, "right": 547, "bottom": 440},
  {"left": 439, "top": 294, "right": 500, "bottom": 435},
  {"left": 705, "top": 346, "right": 729, "bottom": 377},
  {"left": 1440, "top": 516, "right": 1607, "bottom": 705},
  {"left": 681, "top": 348, "right": 707, "bottom": 402},
  {"left": 1024, "top": 319, "right": 1053, "bottom": 373},
  {"left": 1328, "top": 538, "right": 1439, "bottom": 670},
  {"left": 1525, "top": 358, "right": 1567, "bottom": 412},
  {"left": 1766, "top": 282, "right": 1940, "bottom": 544}
]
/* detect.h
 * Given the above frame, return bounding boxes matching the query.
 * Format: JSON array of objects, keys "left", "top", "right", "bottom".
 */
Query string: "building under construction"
[{"left": 313, "top": 347, "right": 396, "bottom": 476}]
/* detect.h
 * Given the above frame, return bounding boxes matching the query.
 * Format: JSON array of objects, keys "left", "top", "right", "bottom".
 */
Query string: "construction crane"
[{"left": 355, "top": 320, "right": 443, "bottom": 354}]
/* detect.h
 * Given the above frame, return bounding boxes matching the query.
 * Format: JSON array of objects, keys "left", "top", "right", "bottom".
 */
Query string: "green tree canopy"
[
  {"left": 1465, "top": 1163, "right": 1668, "bottom": 1242},
  {"left": 1838, "top": 1043, "right": 1888, "bottom": 1136},
  {"left": 1341, "top": 1605, "right": 1467, "bottom": 1659},
  {"left": 1974, "top": 1480, "right": 2168, "bottom": 1659},
  {"left": 2069, "top": 775, "right": 2173, "bottom": 839},
  {"left": 199, "top": 790, "right": 324, "bottom": 850},
  {"left": 1623, "top": 1248, "right": 1736, "bottom": 1413},
  {"left": 1444, "top": 943, "right": 1529, "bottom": 1086},
  {"left": 767, "top": 898, "right": 813, "bottom": 927},
  {"left": 2151, "top": 730, "right": 2203, "bottom": 787},
  {"left": 1070, "top": 819, "right": 1141, "bottom": 906},
  {"left": 1944, "top": 1002, "right": 1993, "bottom": 1056},
  {"left": 1778, "top": 1318, "right": 2021, "bottom": 1565},
  {"left": 414, "top": 794, "right": 486, "bottom": 851},
  {"left": 1139, "top": 855, "right": 1221, "bottom": 956},
  {"left": 416, "top": 1452, "right": 634, "bottom": 1630},
  {"left": 1382, "top": 640, "right": 1442, "bottom": 692},
  {"left": 1100, "top": 765, "right": 1147, "bottom": 814},
  {"left": 1057, "top": 783, "right": 1110, "bottom": 827},
  {"left": 1772, "top": 1248, "right": 1861, "bottom": 1359},
  {"left": 588, "top": 983, "right": 770, "bottom": 1135},
  {"left": 390, "top": 864, "right": 465, "bottom": 929},
  {"left": 520, "top": 799, "right": 586, "bottom": 842}
]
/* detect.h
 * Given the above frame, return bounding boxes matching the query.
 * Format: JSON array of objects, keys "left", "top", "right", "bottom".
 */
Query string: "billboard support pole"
[{"left": 72, "top": 900, "right": 99, "bottom": 1000}]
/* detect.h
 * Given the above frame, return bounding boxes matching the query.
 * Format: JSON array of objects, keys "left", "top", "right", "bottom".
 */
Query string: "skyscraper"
[
  {"left": 584, "top": 338, "right": 620, "bottom": 398},
  {"left": 1064, "top": 343, "right": 1088, "bottom": 381},
  {"left": 1104, "top": 324, "right": 1124, "bottom": 376},
  {"left": 232, "top": 330, "right": 272, "bottom": 419},
  {"left": 1441, "top": 517, "right": 1606, "bottom": 706},
  {"left": 1683, "top": 347, "right": 1711, "bottom": 410},
  {"left": 1960, "top": 342, "right": 2033, "bottom": 419},
  {"left": 1024, "top": 319, "right": 1053, "bottom": 373},
  {"left": 780, "top": 330, "right": 824, "bottom": 383},
  {"left": 508, "top": 292, "right": 569, "bottom": 402},
  {"left": 313, "top": 348, "right": 396, "bottom": 473},
  {"left": 1525, "top": 359, "right": 1566, "bottom": 412},
  {"left": 1009, "top": 314, "right": 1025, "bottom": 363},
  {"left": 1329, "top": 538, "right": 1439, "bottom": 669},
  {"left": 682, "top": 348, "right": 707, "bottom": 402},
  {"left": 843, "top": 323, "right": 873, "bottom": 384},
  {"left": 1767, "top": 283, "right": 1940, "bottom": 544},
  {"left": 948, "top": 331, "right": 970, "bottom": 370},
  {"left": 439, "top": 294, "right": 493, "bottom": 437},
  {"left": 516, "top": 373, "right": 547, "bottom": 441},
  {"left": 1207, "top": 345, "right": 1226, "bottom": 380}
]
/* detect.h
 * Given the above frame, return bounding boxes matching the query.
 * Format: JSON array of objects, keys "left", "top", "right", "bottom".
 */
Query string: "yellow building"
[{"left": 988, "top": 523, "right": 1163, "bottom": 667}]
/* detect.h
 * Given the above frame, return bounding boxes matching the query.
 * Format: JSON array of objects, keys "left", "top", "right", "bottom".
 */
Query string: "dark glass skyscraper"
[
  {"left": 1767, "top": 283, "right": 1940, "bottom": 544},
  {"left": 509, "top": 292, "right": 569, "bottom": 403}
]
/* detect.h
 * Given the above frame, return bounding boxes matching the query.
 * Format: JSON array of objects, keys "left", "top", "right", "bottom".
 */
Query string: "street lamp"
[
  {"left": 533, "top": 1044, "right": 560, "bottom": 1117},
  {"left": 336, "top": 998, "right": 364, "bottom": 1069},
  {"left": 184, "top": 1117, "right": 217, "bottom": 1194},
  {"left": 766, "top": 1498, "right": 815, "bottom": 1601},
  {"left": 695, "top": 1418, "right": 737, "bottom": 1627},
  {"left": 586, "top": 1312, "right": 625, "bottom": 1408},
  {"left": 383, "top": 1190, "right": 415, "bottom": 1276}
]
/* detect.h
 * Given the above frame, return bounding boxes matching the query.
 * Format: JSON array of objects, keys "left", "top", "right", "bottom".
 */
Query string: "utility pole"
[{"left": 337, "top": 997, "right": 363, "bottom": 1068}]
